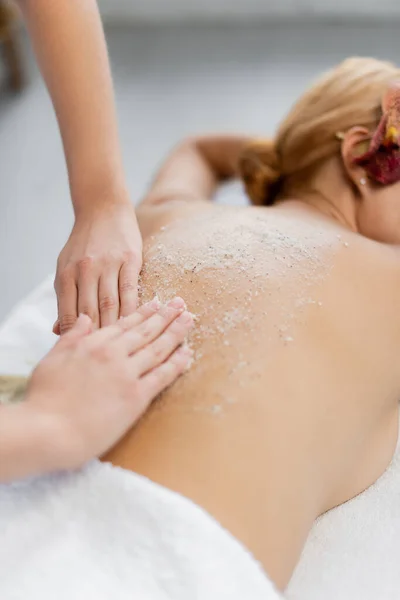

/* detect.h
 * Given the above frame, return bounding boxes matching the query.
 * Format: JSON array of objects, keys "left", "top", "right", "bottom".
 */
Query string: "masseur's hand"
[
  {"left": 54, "top": 201, "right": 142, "bottom": 335},
  {"left": 25, "top": 297, "right": 193, "bottom": 471}
]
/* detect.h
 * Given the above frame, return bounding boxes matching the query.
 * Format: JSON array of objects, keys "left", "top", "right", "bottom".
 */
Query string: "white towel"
[
  {"left": 0, "top": 277, "right": 280, "bottom": 600},
  {"left": 1, "top": 277, "right": 400, "bottom": 599},
  {"left": 0, "top": 275, "right": 57, "bottom": 376},
  {"left": 0, "top": 463, "right": 278, "bottom": 600}
]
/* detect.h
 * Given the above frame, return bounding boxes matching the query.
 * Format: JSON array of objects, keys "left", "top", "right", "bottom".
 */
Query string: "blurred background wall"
[
  {"left": 1, "top": 1, "right": 399, "bottom": 319},
  {"left": 97, "top": 0, "right": 400, "bottom": 21}
]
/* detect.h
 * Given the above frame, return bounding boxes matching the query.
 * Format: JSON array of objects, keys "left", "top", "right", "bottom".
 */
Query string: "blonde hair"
[{"left": 239, "top": 57, "right": 400, "bottom": 206}]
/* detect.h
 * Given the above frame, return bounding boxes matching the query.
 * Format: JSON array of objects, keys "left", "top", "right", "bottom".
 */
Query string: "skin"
[
  {"left": 102, "top": 133, "right": 400, "bottom": 591},
  {"left": 0, "top": 299, "right": 193, "bottom": 483},
  {"left": 15, "top": 0, "right": 142, "bottom": 334}
]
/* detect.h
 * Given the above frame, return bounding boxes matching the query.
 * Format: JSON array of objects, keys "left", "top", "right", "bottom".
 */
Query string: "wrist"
[
  {"left": 0, "top": 402, "right": 76, "bottom": 482},
  {"left": 195, "top": 134, "right": 251, "bottom": 180},
  {"left": 71, "top": 175, "right": 131, "bottom": 221},
  {"left": 18, "top": 402, "right": 79, "bottom": 474}
]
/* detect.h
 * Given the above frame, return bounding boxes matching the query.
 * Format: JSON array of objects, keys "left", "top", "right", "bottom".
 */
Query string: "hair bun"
[{"left": 238, "top": 138, "right": 282, "bottom": 206}]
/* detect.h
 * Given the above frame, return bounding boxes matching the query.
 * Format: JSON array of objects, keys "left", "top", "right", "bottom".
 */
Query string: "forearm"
[
  {"left": 0, "top": 403, "right": 67, "bottom": 483},
  {"left": 17, "top": 0, "right": 126, "bottom": 215},
  {"left": 143, "top": 134, "right": 250, "bottom": 206},
  {"left": 194, "top": 134, "right": 250, "bottom": 182}
]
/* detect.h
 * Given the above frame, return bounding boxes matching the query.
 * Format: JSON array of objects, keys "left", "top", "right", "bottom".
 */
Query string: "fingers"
[
  {"left": 115, "top": 297, "right": 187, "bottom": 356},
  {"left": 131, "top": 310, "right": 194, "bottom": 376},
  {"left": 56, "top": 252, "right": 140, "bottom": 334},
  {"left": 98, "top": 269, "right": 119, "bottom": 328},
  {"left": 58, "top": 313, "right": 93, "bottom": 345},
  {"left": 55, "top": 271, "right": 78, "bottom": 335},
  {"left": 77, "top": 259, "right": 100, "bottom": 330},
  {"left": 84, "top": 296, "right": 162, "bottom": 347},
  {"left": 115, "top": 296, "right": 161, "bottom": 332},
  {"left": 119, "top": 260, "right": 139, "bottom": 317},
  {"left": 138, "top": 345, "right": 192, "bottom": 400}
]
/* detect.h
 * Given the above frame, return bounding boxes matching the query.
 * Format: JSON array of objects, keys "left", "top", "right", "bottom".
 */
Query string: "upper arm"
[
  {"left": 137, "top": 134, "right": 248, "bottom": 239},
  {"left": 140, "top": 138, "right": 218, "bottom": 209},
  {"left": 136, "top": 138, "right": 217, "bottom": 240}
]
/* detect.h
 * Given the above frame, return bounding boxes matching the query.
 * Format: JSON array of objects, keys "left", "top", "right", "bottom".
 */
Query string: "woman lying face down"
[{"left": 103, "top": 57, "right": 400, "bottom": 590}]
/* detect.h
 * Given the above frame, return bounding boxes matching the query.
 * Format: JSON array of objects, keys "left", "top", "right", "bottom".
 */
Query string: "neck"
[{"left": 284, "top": 160, "right": 360, "bottom": 232}]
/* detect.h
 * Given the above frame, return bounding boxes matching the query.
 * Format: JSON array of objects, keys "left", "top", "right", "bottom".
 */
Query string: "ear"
[
  {"left": 382, "top": 81, "right": 400, "bottom": 112},
  {"left": 340, "top": 126, "right": 371, "bottom": 198}
]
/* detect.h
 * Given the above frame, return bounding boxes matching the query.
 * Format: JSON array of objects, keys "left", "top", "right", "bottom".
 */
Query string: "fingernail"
[
  {"left": 176, "top": 311, "right": 193, "bottom": 325},
  {"left": 78, "top": 313, "right": 92, "bottom": 320},
  {"left": 168, "top": 297, "right": 186, "bottom": 310},
  {"left": 149, "top": 296, "right": 161, "bottom": 310}
]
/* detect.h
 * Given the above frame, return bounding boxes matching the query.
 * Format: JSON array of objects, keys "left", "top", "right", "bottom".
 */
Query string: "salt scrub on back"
[{"left": 139, "top": 207, "right": 337, "bottom": 414}]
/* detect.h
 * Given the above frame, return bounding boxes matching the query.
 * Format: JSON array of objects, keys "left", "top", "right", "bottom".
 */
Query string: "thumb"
[{"left": 59, "top": 314, "right": 93, "bottom": 343}]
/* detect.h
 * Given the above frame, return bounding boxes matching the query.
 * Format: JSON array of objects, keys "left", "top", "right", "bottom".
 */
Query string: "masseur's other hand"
[
  {"left": 26, "top": 297, "right": 193, "bottom": 470},
  {"left": 54, "top": 201, "right": 142, "bottom": 335}
]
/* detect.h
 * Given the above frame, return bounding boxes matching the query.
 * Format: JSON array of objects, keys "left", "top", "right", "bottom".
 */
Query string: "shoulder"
[
  {"left": 326, "top": 232, "right": 400, "bottom": 344},
  {"left": 136, "top": 200, "right": 214, "bottom": 241}
]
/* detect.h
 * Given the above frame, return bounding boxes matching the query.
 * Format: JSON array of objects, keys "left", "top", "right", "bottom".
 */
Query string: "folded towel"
[{"left": 1, "top": 277, "right": 400, "bottom": 599}]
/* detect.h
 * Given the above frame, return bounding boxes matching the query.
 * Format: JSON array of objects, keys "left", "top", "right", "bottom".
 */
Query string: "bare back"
[{"left": 104, "top": 201, "right": 400, "bottom": 587}]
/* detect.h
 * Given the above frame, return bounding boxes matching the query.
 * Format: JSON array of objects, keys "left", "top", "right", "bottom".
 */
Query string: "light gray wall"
[
  {"left": 2, "top": 22, "right": 400, "bottom": 319},
  {"left": 98, "top": 0, "right": 400, "bottom": 22}
]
